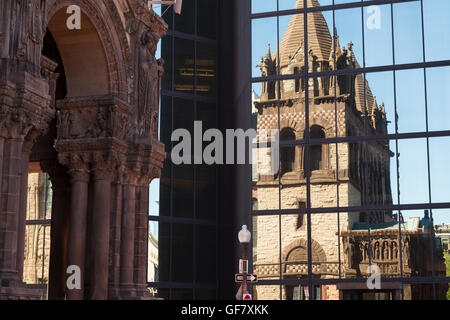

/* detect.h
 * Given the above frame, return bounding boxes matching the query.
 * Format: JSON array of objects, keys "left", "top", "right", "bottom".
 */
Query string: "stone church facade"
[
  {"left": 253, "top": 0, "right": 447, "bottom": 300},
  {"left": 0, "top": 1, "right": 166, "bottom": 300}
]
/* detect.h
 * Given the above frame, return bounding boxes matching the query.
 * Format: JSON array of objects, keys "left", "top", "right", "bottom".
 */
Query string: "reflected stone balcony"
[
  {"left": 254, "top": 216, "right": 448, "bottom": 281},
  {"left": 341, "top": 218, "right": 448, "bottom": 279}
]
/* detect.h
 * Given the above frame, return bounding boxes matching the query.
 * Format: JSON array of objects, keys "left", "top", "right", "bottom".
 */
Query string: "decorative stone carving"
[
  {"left": 55, "top": 97, "right": 132, "bottom": 141},
  {"left": 1, "top": 0, "right": 167, "bottom": 300},
  {"left": 137, "top": 30, "right": 164, "bottom": 138}
]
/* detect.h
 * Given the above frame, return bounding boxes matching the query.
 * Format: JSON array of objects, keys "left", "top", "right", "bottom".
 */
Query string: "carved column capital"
[
  {"left": 136, "top": 169, "right": 153, "bottom": 187},
  {"left": 122, "top": 168, "right": 139, "bottom": 186},
  {"left": 68, "top": 163, "right": 90, "bottom": 184},
  {"left": 92, "top": 167, "right": 115, "bottom": 182},
  {"left": 137, "top": 174, "right": 150, "bottom": 188},
  {"left": 92, "top": 153, "right": 115, "bottom": 182}
]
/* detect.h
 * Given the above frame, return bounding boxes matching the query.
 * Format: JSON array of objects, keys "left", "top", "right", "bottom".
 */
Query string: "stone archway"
[
  {"left": 0, "top": 1, "right": 167, "bottom": 300},
  {"left": 43, "top": 0, "right": 130, "bottom": 99},
  {"left": 282, "top": 238, "right": 327, "bottom": 263}
]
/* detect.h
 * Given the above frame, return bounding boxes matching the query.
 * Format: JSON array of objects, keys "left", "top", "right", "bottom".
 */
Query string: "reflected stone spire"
[
  {"left": 277, "top": 0, "right": 332, "bottom": 67},
  {"left": 329, "top": 26, "right": 342, "bottom": 67},
  {"left": 265, "top": 43, "right": 272, "bottom": 59},
  {"left": 258, "top": 43, "right": 276, "bottom": 77}
]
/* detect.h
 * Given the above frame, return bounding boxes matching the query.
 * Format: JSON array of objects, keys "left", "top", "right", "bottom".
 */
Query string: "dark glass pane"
[
  {"left": 196, "top": 42, "right": 217, "bottom": 96},
  {"left": 158, "top": 223, "right": 171, "bottom": 282},
  {"left": 157, "top": 288, "right": 170, "bottom": 300},
  {"left": 159, "top": 93, "right": 172, "bottom": 219},
  {"left": 174, "top": 38, "right": 195, "bottom": 93},
  {"left": 175, "top": 0, "right": 195, "bottom": 34},
  {"left": 159, "top": 160, "right": 171, "bottom": 218},
  {"left": 172, "top": 288, "right": 194, "bottom": 300},
  {"left": 195, "top": 225, "right": 216, "bottom": 283},
  {"left": 195, "top": 289, "right": 217, "bottom": 300},
  {"left": 196, "top": 165, "right": 216, "bottom": 221},
  {"left": 172, "top": 99, "right": 194, "bottom": 218},
  {"left": 197, "top": 0, "right": 217, "bottom": 39},
  {"left": 161, "top": 35, "right": 173, "bottom": 91},
  {"left": 172, "top": 224, "right": 194, "bottom": 282},
  {"left": 197, "top": 102, "right": 216, "bottom": 130},
  {"left": 197, "top": 102, "right": 217, "bottom": 220},
  {"left": 160, "top": 95, "right": 172, "bottom": 148},
  {"left": 173, "top": 164, "right": 194, "bottom": 218}
]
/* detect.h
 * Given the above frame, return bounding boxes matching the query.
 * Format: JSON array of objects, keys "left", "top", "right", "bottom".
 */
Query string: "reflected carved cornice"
[{"left": 255, "top": 98, "right": 294, "bottom": 112}]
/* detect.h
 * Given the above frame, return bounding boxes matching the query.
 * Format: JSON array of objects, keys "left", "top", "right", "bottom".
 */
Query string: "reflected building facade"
[{"left": 253, "top": 0, "right": 447, "bottom": 300}]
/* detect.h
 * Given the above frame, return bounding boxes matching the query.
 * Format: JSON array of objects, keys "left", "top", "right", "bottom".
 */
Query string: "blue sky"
[{"left": 150, "top": 1, "right": 450, "bottom": 226}]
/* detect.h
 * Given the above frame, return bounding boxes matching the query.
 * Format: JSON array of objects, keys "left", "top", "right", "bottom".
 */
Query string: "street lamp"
[
  {"left": 238, "top": 225, "right": 251, "bottom": 244},
  {"left": 238, "top": 225, "right": 251, "bottom": 298}
]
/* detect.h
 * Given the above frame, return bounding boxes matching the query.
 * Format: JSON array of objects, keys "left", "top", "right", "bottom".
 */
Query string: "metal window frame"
[
  {"left": 147, "top": 0, "right": 220, "bottom": 300},
  {"left": 249, "top": 0, "right": 450, "bottom": 300}
]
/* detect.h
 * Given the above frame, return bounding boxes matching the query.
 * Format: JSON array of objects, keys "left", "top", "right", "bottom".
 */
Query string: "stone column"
[
  {"left": 108, "top": 168, "right": 124, "bottom": 299},
  {"left": 134, "top": 177, "right": 151, "bottom": 297},
  {"left": 0, "top": 1, "right": 12, "bottom": 58},
  {"left": 46, "top": 163, "right": 70, "bottom": 300},
  {"left": 119, "top": 170, "right": 137, "bottom": 298},
  {"left": 89, "top": 166, "right": 113, "bottom": 300},
  {"left": 0, "top": 137, "right": 4, "bottom": 203},
  {"left": 0, "top": 137, "right": 5, "bottom": 272},
  {"left": 0, "top": 137, "right": 24, "bottom": 280},
  {"left": 66, "top": 165, "right": 90, "bottom": 300},
  {"left": 16, "top": 142, "right": 33, "bottom": 279}
]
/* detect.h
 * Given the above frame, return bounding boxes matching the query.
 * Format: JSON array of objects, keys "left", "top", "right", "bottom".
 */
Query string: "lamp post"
[{"left": 238, "top": 225, "right": 251, "bottom": 297}]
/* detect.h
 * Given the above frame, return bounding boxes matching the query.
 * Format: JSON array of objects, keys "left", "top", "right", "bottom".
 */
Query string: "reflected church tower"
[{"left": 253, "top": 0, "right": 394, "bottom": 300}]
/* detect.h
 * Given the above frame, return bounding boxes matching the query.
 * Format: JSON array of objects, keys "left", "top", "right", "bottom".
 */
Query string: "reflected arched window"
[
  {"left": 268, "top": 81, "right": 276, "bottom": 99},
  {"left": 280, "top": 128, "right": 296, "bottom": 175},
  {"left": 309, "top": 126, "right": 325, "bottom": 171},
  {"left": 294, "top": 67, "right": 300, "bottom": 92},
  {"left": 296, "top": 202, "right": 306, "bottom": 229}
]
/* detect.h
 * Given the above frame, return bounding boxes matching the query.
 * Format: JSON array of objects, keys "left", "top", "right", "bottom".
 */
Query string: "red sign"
[
  {"left": 304, "top": 287, "right": 309, "bottom": 300},
  {"left": 243, "top": 293, "right": 252, "bottom": 300}
]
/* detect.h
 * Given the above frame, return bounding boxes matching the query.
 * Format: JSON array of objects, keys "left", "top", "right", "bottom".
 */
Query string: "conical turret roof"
[{"left": 277, "top": 0, "right": 332, "bottom": 66}]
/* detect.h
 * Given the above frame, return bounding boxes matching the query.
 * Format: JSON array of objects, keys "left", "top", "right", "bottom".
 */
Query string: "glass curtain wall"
[
  {"left": 148, "top": 0, "right": 219, "bottom": 300},
  {"left": 250, "top": 0, "right": 450, "bottom": 300}
]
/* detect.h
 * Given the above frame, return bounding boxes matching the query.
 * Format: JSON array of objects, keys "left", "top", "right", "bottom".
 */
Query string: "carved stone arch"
[
  {"left": 280, "top": 119, "right": 299, "bottom": 133},
  {"left": 308, "top": 120, "right": 329, "bottom": 138},
  {"left": 282, "top": 238, "right": 327, "bottom": 262},
  {"left": 43, "top": 0, "right": 128, "bottom": 98},
  {"left": 102, "top": 0, "right": 134, "bottom": 100}
]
